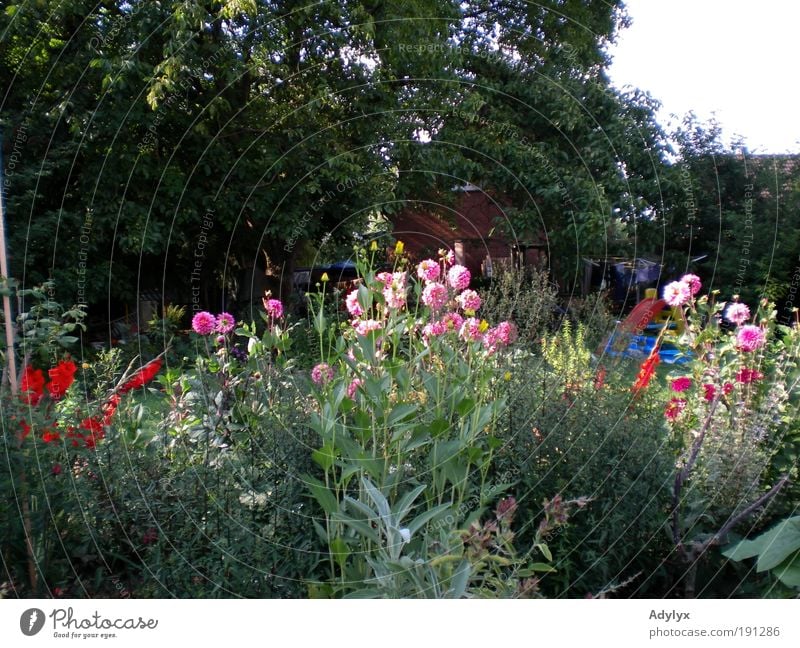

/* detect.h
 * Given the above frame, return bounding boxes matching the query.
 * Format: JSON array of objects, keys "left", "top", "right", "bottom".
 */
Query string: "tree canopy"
[{"left": 6, "top": 0, "right": 791, "bottom": 322}]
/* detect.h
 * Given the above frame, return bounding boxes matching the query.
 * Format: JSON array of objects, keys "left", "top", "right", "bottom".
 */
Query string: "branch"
[
  {"left": 671, "top": 395, "right": 720, "bottom": 546},
  {"left": 704, "top": 474, "right": 791, "bottom": 551}
]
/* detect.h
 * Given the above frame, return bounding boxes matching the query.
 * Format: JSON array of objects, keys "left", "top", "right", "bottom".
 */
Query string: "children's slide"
[{"left": 597, "top": 294, "right": 691, "bottom": 364}]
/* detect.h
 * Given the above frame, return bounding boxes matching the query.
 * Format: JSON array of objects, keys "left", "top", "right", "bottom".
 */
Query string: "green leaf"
[
  {"left": 456, "top": 397, "right": 475, "bottom": 417},
  {"left": 395, "top": 485, "right": 426, "bottom": 525},
  {"left": 535, "top": 542, "right": 553, "bottom": 562},
  {"left": 407, "top": 502, "right": 452, "bottom": 535},
  {"left": 387, "top": 403, "right": 418, "bottom": 426},
  {"left": 756, "top": 518, "right": 800, "bottom": 572},
  {"left": 331, "top": 513, "right": 380, "bottom": 544},
  {"left": 772, "top": 552, "right": 800, "bottom": 589},
  {"left": 362, "top": 477, "right": 391, "bottom": 522},
  {"left": 312, "top": 442, "right": 338, "bottom": 472},
  {"left": 330, "top": 536, "right": 349, "bottom": 570},
  {"left": 517, "top": 563, "right": 557, "bottom": 575},
  {"left": 304, "top": 475, "right": 338, "bottom": 515},
  {"left": 448, "top": 560, "right": 471, "bottom": 598}
]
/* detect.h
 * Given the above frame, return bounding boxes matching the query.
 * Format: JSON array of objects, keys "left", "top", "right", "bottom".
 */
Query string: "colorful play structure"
[{"left": 597, "top": 288, "right": 692, "bottom": 364}]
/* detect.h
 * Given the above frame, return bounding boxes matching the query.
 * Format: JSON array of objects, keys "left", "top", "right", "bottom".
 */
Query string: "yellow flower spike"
[
  {"left": 504, "top": 371, "right": 512, "bottom": 382},
  {"left": 394, "top": 240, "right": 404, "bottom": 255},
  {"left": 321, "top": 272, "right": 329, "bottom": 283},
  {"left": 478, "top": 320, "right": 489, "bottom": 333},
  {"left": 370, "top": 240, "right": 378, "bottom": 252}
]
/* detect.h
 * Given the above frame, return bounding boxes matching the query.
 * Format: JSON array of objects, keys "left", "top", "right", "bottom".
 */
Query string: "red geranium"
[
  {"left": 632, "top": 349, "right": 660, "bottom": 394},
  {"left": 46, "top": 360, "right": 78, "bottom": 400},
  {"left": 42, "top": 429, "right": 61, "bottom": 444},
  {"left": 119, "top": 358, "right": 163, "bottom": 394},
  {"left": 20, "top": 366, "right": 46, "bottom": 405}
]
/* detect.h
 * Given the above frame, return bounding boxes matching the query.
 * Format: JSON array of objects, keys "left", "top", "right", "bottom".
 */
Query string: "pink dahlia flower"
[
  {"left": 354, "top": 319, "right": 383, "bottom": 336},
  {"left": 215, "top": 312, "right": 236, "bottom": 334},
  {"left": 670, "top": 377, "right": 692, "bottom": 392},
  {"left": 417, "top": 259, "right": 441, "bottom": 283},
  {"left": 725, "top": 302, "right": 750, "bottom": 325},
  {"left": 663, "top": 281, "right": 691, "bottom": 307},
  {"left": 447, "top": 264, "right": 471, "bottom": 291},
  {"left": 459, "top": 317, "right": 483, "bottom": 343},
  {"left": 664, "top": 397, "right": 687, "bottom": 420},
  {"left": 311, "top": 363, "right": 334, "bottom": 385},
  {"left": 736, "top": 324, "right": 766, "bottom": 352},
  {"left": 681, "top": 273, "right": 702, "bottom": 296},
  {"left": 456, "top": 289, "right": 481, "bottom": 312},
  {"left": 422, "top": 282, "right": 448, "bottom": 311},
  {"left": 264, "top": 298, "right": 284, "bottom": 319},
  {"left": 192, "top": 311, "right": 217, "bottom": 335},
  {"left": 346, "top": 289, "right": 363, "bottom": 317},
  {"left": 441, "top": 311, "right": 464, "bottom": 332}
]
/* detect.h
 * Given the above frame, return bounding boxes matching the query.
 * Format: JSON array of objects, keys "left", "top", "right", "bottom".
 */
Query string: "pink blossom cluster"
[
  {"left": 736, "top": 324, "right": 766, "bottom": 353},
  {"left": 483, "top": 321, "right": 517, "bottom": 354},
  {"left": 447, "top": 265, "right": 471, "bottom": 292},
  {"left": 662, "top": 273, "right": 703, "bottom": 307},
  {"left": 192, "top": 311, "right": 238, "bottom": 336},
  {"left": 347, "top": 377, "right": 363, "bottom": 399},
  {"left": 263, "top": 298, "right": 284, "bottom": 319},
  {"left": 422, "top": 282, "right": 449, "bottom": 311},
  {"left": 346, "top": 289, "right": 363, "bottom": 317},
  {"left": 456, "top": 289, "right": 481, "bottom": 313},
  {"left": 382, "top": 272, "right": 407, "bottom": 310},
  {"left": 353, "top": 319, "right": 383, "bottom": 336},
  {"left": 725, "top": 302, "right": 750, "bottom": 325},
  {"left": 311, "top": 363, "right": 335, "bottom": 385}
]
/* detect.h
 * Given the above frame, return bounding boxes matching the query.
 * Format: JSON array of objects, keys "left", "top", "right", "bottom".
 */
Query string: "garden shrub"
[
  {"left": 491, "top": 349, "right": 675, "bottom": 598},
  {"left": 478, "top": 266, "right": 559, "bottom": 347}
]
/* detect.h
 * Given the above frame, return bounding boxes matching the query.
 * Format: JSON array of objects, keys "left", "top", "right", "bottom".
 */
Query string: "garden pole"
[{"left": 0, "top": 128, "right": 18, "bottom": 394}]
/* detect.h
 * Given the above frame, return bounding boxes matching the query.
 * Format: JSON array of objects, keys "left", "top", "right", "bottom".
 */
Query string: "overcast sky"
[{"left": 607, "top": 0, "right": 800, "bottom": 154}]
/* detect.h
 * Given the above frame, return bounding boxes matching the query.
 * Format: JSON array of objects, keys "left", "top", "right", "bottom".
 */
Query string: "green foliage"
[
  {"left": 479, "top": 267, "right": 558, "bottom": 346},
  {"left": 494, "top": 351, "right": 674, "bottom": 597},
  {"left": 14, "top": 282, "right": 86, "bottom": 365},
  {"left": 541, "top": 319, "right": 593, "bottom": 388},
  {"left": 723, "top": 517, "right": 800, "bottom": 590}
]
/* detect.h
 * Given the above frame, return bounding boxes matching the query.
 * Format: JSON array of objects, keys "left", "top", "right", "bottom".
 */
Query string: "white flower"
[{"left": 398, "top": 528, "right": 412, "bottom": 543}]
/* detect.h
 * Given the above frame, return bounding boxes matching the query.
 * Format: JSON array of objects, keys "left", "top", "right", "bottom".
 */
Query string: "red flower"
[
  {"left": 119, "top": 358, "right": 163, "bottom": 394},
  {"left": 703, "top": 382, "right": 734, "bottom": 402},
  {"left": 736, "top": 368, "right": 764, "bottom": 384},
  {"left": 64, "top": 426, "right": 85, "bottom": 447},
  {"left": 632, "top": 349, "right": 660, "bottom": 393},
  {"left": 101, "top": 394, "right": 122, "bottom": 425},
  {"left": 665, "top": 397, "right": 687, "bottom": 420},
  {"left": 20, "top": 366, "right": 45, "bottom": 405},
  {"left": 52, "top": 464, "right": 62, "bottom": 476},
  {"left": 19, "top": 420, "right": 32, "bottom": 440},
  {"left": 142, "top": 528, "right": 159, "bottom": 545},
  {"left": 80, "top": 417, "right": 105, "bottom": 448},
  {"left": 42, "top": 429, "right": 61, "bottom": 444},
  {"left": 46, "top": 360, "right": 77, "bottom": 400},
  {"left": 670, "top": 377, "right": 692, "bottom": 392},
  {"left": 594, "top": 366, "right": 607, "bottom": 390}
]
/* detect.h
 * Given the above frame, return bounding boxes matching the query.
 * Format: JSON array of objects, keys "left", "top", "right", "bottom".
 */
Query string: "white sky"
[{"left": 607, "top": 0, "right": 800, "bottom": 154}]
